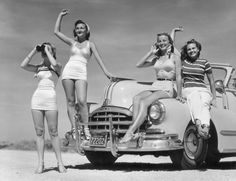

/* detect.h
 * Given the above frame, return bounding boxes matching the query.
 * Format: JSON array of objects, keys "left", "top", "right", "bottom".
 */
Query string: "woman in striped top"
[{"left": 181, "top": 39, "right": 216, "bottom": 139}]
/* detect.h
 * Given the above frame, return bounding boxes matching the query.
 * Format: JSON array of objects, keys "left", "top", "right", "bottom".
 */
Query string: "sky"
[{"left": 1, "top": 0, "right": 236, "bottom": 141}]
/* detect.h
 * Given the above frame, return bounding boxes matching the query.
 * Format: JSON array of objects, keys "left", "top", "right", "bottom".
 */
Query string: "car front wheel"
[
  {"left": 85, "top": 151, "right": 118, "bottom": 166},
  {"left": 170, "top": 124, "right": 208, "bottom": 169}
]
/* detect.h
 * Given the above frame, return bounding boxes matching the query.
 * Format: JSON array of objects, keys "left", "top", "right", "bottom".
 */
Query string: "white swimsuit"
[
  {"left": 31, "top": 66, "right": 59, "bottom": 110},
  {"left": 150, "top": 56, "right": 176, "bottom": 97},
  {"left": 62, "top": 41, "right": 91, "bottom": 81}
]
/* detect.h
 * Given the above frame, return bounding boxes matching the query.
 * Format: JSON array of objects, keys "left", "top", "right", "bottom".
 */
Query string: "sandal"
[
  {"left": 198, "top": 124, "right": 210, "bottom": 139},
  {"left": 34, "top": 162, "right": 44, "bottom": 174},
  {"left": 83, "top": 127, "right": 91, "bottom": 140},
  {"left": 119, "top": 132, "right": 134, "bottom": 143},
  {"left": 71, "top": 128, "right": 76, "bottom": 140}
]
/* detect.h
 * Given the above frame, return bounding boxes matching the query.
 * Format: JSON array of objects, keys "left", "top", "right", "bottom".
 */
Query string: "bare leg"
[
  {"left": 132, "top": 91, "right": 152, "bottom": 121},
  {"left": 31, "top": 110, "right": 45, "bottom": 174},
  {"left": 75, "top": 80, "right": 90, "bottom": 138},
  {"left": 45, "top": 110, "right": 66, "bottom": 173},
  {"left": 62, "top": 79, "right": 76, "bottom": 130},
  {"left": 120, "top": 91, "right": 170, "bottom": 143}
]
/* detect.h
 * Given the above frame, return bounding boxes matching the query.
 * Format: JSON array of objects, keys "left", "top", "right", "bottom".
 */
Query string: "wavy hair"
[
  {"left": 155, "top": 33, "right": 174, "bottom": 57},
  {"left": 73, "top": 20, "right": 90, "bottom": 40},
  {"left": 180, "top": 39, "right": 202, "bottom": 61}
]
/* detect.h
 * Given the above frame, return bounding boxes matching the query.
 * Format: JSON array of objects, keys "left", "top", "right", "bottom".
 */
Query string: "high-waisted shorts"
[
  {"left": 62, "top": 60, "right": 87, "bottom": 81},
  {"left": 150, "top": 80, "right": 175, "bottom": 97},
  {"left": 31, "top": 87, "right": 57, "bottom": 110}
]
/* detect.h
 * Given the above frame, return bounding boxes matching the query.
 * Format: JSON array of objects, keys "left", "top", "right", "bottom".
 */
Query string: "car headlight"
[{"left": 148, "top": 101, "right": 165, "bottom": 125}]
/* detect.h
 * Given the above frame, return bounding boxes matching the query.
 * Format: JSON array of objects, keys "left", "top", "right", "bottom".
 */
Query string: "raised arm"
[
  {"left": 90, "top": 41, "right": 115, "bottom": 79},
  {"left": 44, "top": 45, "right": 62, "bottom": 75},
  {"left": 20, "top": 46, "right": 38, "bottom": 72},
  {"left": 170, "top": 26, "right": 183, "bottom": 42},
  {"left": 136, "top": 45, "right": 158, "bottom": 68},
  {"left": 54, "top": 9, "right": 74, "bottom": 46},
  {"left": 170, "top": 26, "right": 183, "bottom": 56}
]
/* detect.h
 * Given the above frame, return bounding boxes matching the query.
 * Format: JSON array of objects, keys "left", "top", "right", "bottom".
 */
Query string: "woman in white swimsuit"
[
  {"left": 54, "top": 9, "right": 114, "bottom": 139},
  {"left": 20, "top": 43, "right": 66, "bottom": 173},
  {"left": 120, "top": 29, "right": 183, "bottom": 143}
]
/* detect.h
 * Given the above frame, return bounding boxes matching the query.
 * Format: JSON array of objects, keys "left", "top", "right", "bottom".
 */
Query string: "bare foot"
[
  {"left": 34, "top": 164, "right": 44, "bottom": 174},
  {"left": 84, "top": 127, "right": 91, "bottom": 140},
  {"left": 58, "top": 164, "right": 66, "bottom": 173}
]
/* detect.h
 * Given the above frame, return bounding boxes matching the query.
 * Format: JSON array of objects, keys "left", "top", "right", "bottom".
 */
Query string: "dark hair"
[
  {"left": 73, "top": 20, "right": 90, "bottom": 40},
  {"left": 180, "top": 39, "right": 202, "bottom": 61},
  {"left": 155, "top": 33, "right": 174, "bottom": 57},
  {"left": 42, "top": 42, "right": 56, "bottom": 59}
]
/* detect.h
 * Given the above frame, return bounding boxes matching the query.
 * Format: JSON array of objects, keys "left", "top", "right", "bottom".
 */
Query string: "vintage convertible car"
[{"left": 66, "top": 63, "right": 236, "bottom": 169}]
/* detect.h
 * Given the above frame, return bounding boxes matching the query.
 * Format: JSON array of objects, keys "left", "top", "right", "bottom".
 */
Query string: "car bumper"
[{"left": 82, "top": 133, "right": 183, "bottom": 153}]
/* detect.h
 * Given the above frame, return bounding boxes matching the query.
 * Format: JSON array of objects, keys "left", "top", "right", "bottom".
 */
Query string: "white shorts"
[
  {"left": 62, "top": 60, "right": 87, "bottom": 81},
  {"left": 151, "top": 80, "right": 175, "bottom": 97}
]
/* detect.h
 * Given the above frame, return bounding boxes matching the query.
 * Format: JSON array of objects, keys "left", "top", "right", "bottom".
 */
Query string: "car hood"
[{"left": 107, "top": 80, "right": 154, "bottom": 110}]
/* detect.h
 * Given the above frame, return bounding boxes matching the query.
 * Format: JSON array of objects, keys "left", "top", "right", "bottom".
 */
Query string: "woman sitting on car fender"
[
  {"left": 181, "top": 39, "right": 216, "bottom": 139},
  {"left": 120, "top": 29, "right": 182, "bottom": 143}
]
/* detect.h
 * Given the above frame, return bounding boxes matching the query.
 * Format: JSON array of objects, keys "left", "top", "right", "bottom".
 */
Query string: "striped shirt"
[{"left": 182, "top": 58, "right": 212, "bottom": 88}]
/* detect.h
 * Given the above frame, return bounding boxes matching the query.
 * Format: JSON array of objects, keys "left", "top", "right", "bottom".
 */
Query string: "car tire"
[
  {"left": 85, "top": 151, "right": 117, "bottom": 166},
  {"left": 170, "top": 124, "right": 208, "bottom": 169},
  {"left": 205, "top": 124, "right": 221, "bottom": 166}
]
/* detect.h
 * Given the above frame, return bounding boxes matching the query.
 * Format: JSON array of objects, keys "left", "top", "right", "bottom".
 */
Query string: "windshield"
[{"left": 204, "top": 67, "right": 227, "bottom": 85}]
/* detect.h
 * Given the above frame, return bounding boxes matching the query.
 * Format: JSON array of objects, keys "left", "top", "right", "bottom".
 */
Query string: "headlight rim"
[{"left": 148, "top": 100, "right": 166, "bottom": 125}]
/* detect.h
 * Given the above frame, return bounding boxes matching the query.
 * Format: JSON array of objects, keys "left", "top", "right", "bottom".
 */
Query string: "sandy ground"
[{"left": 0, "top": 150, "right": 236, "bottom": 181}]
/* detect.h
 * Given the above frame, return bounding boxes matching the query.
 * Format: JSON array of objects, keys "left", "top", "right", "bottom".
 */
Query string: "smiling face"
[
  {"left": 156, "top": 34, "right": 171, "bottom": 52},
  {"left": 186, "top": 43, "right": 200, "bottom": 60},
  {"left": 74, "top": 23, "right": 87, "bottom": 40}
]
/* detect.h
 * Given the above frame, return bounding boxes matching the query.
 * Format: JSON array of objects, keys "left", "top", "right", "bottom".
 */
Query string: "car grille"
[{"left": 89, "top": 106, "right": 133, "bottom": 134}]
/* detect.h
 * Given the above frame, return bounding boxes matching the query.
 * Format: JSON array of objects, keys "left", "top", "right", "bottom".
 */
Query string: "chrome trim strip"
[
  {"left": 220, "top": 130, "right": 236, "bottom": 136},
  {"left": 222, "top": 148, "right": 236, "bottom": 153}
]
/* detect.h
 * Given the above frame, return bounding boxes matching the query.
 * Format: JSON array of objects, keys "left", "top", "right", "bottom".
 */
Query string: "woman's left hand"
[
  {"left": 176, "top": 96, "right": 186, "bottom": 103},
  {"left": 211, "top": 99, "right": 217, "bottom": 107},
  {"left": 106, "top": 72, "right": 117, "bottom": 81}
]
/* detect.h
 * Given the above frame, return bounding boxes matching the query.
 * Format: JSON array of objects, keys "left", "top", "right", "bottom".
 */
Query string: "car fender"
[
  {"left": 151, "top": 98, "right": 192, "bottom": 141},
  {"left": 211, "top": 107, "right": 236, "bottom": 153}
]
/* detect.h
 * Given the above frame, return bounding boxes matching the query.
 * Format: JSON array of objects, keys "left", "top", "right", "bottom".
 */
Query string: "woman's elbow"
[
  {"left": 54, "top": 31, "right": 58, "bottom": 36},
  {"left": 136, "top": 63, "right": 142, "bottom": 68},
  {"left": 54, "top": 29, "right": 60, "bottom": 36},
  {"left": 20, "top": 64, "right": 26, "bottom": 69}
]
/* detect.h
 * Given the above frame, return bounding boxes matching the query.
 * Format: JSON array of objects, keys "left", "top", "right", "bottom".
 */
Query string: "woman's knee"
[
  {"left": 35, "top": 127, "right": 45, "bottom": 137},
  {"left": 67, "top": 98, "right": 75, "bottom": 107},
  {"left": 49, "top": 127, "right": 58, "bottom": 137},
  {"left": 133, "top": 94, "right": 142, "bottom": 104},
  {"left": 77, "top": 99, "right": 87, "bottom": 108}
]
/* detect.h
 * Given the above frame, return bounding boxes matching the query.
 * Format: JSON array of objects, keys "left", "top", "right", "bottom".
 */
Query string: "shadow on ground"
[{"left": 64, "top": 160, "right": 236, "bottom": 172}]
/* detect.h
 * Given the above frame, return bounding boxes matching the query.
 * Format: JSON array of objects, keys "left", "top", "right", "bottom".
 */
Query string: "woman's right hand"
[
  {"left": 150, "top": 44, "right": 159, "bottom": 55},
  {"left": 175, "top": 26, "right": 184, "bottom": 32},
  {"left": 59, "top": 9, "right": 69, "bottom": 16}
]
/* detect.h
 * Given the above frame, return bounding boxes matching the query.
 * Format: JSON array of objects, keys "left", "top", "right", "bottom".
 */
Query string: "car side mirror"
[{"left": 215, "top": 80, "right": 225, "bottom": 94}]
